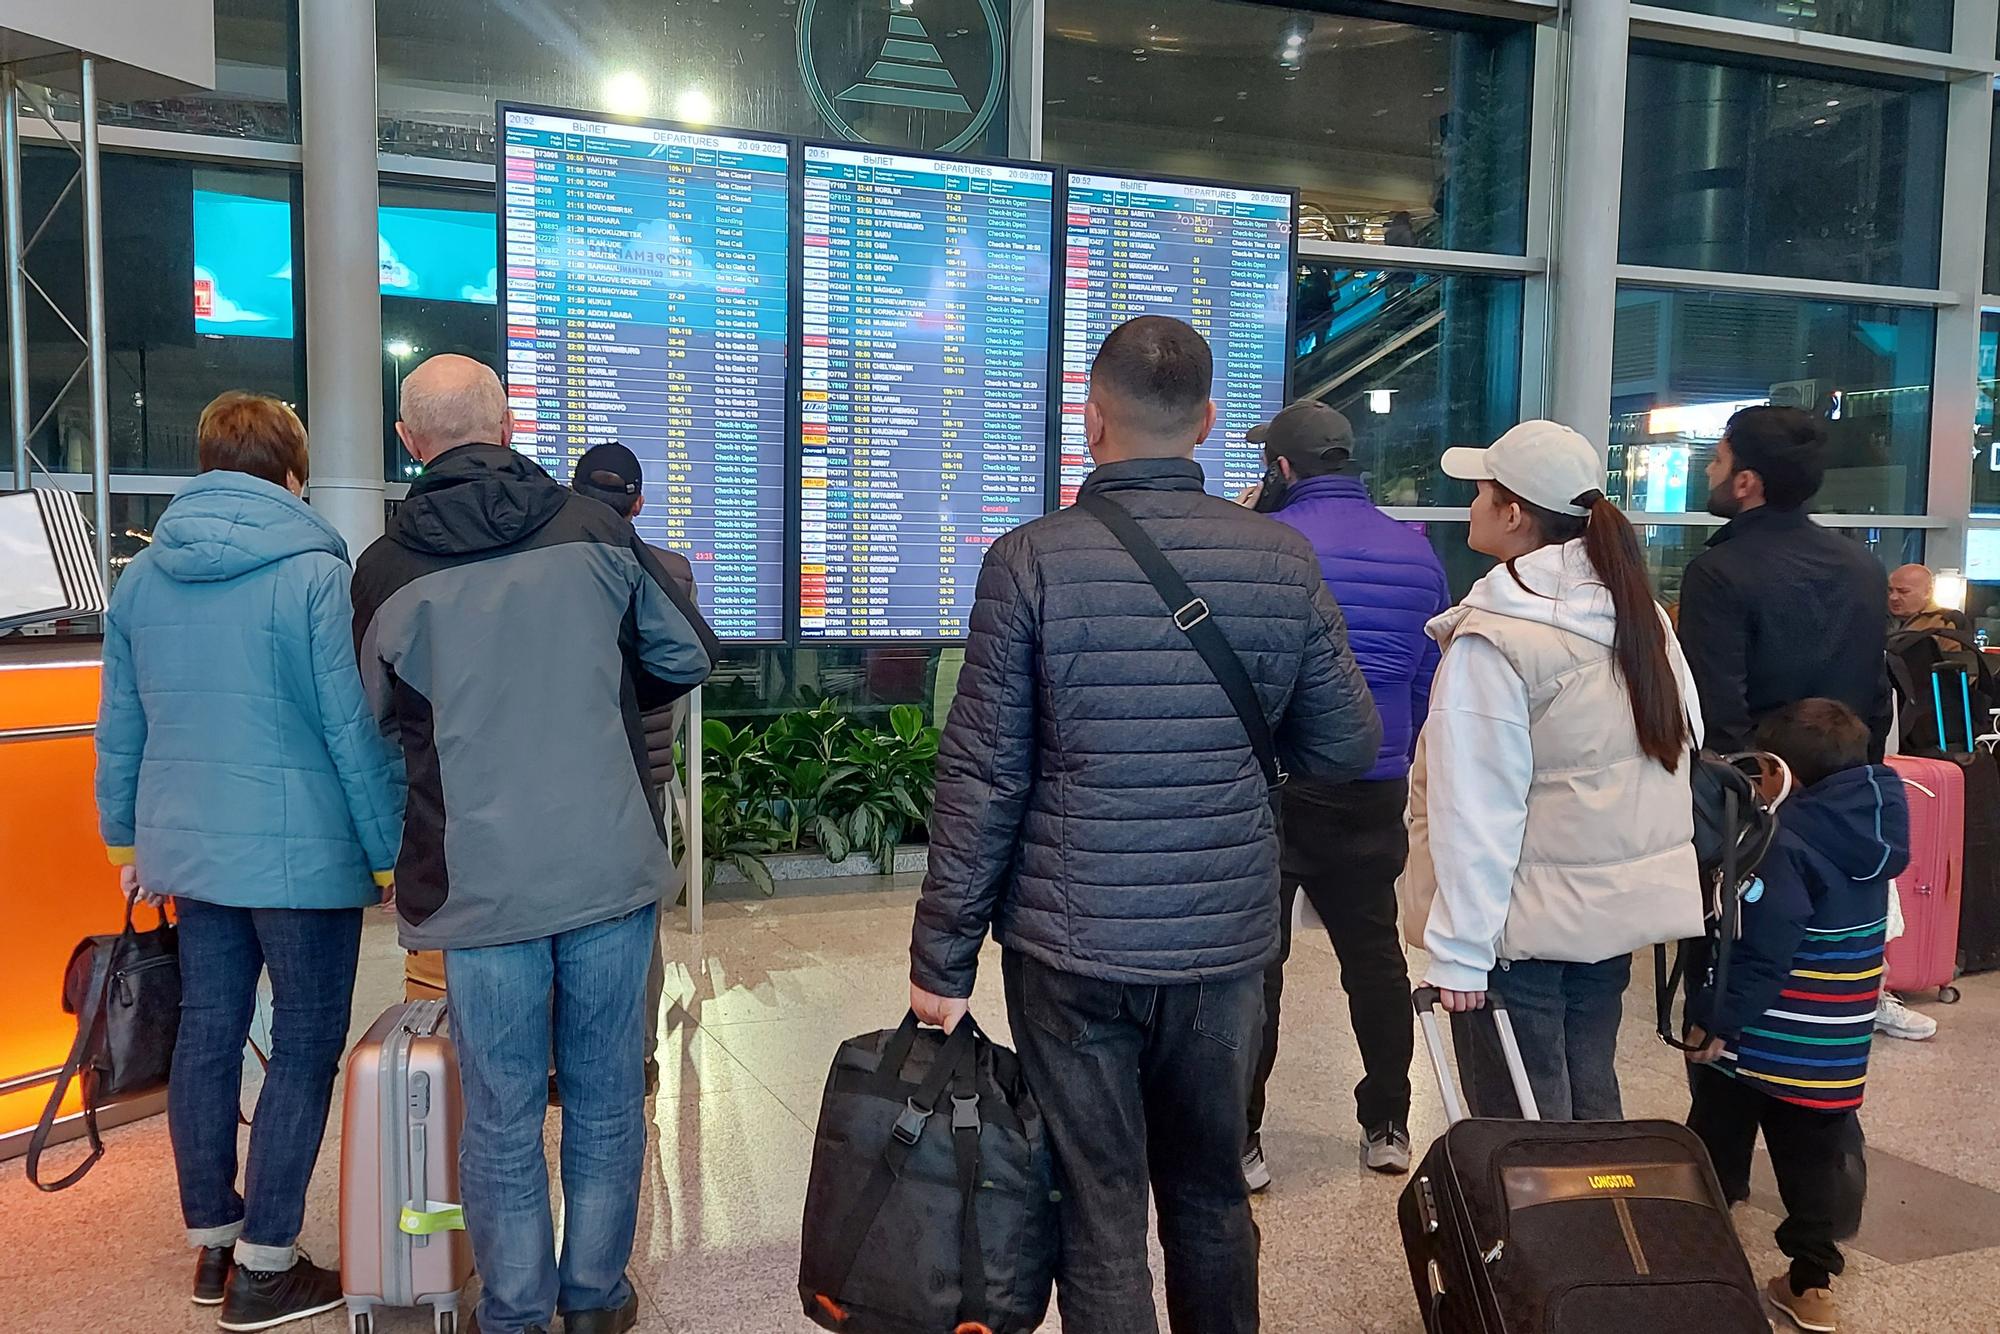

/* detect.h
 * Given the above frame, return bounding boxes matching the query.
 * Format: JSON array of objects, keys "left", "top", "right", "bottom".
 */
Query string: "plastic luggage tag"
[{"left": 399, "top": 1203, "right": 466, "bottom": 1235}]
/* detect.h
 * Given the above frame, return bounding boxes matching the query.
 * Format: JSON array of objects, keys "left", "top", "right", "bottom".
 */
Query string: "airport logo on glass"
[{"left": 797, "top": 0, "right": 1007, "bottom": 154}]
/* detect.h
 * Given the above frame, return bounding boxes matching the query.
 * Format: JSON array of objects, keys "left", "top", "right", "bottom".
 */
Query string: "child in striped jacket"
[{"left": 1683, "top": 698, "right": 1910, "bottom": 1334}]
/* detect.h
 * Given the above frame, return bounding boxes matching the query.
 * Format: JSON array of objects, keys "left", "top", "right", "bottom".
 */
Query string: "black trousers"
[
  {"left": 1687, "top": 1063, "right": 1867, "bottom": 1291},
  {"left": 1003, "top": 950, "right": 1265, "bottom": 1334},
  {"left": 1246, "top": 777, "right": 1414, "bottom": 1139}
]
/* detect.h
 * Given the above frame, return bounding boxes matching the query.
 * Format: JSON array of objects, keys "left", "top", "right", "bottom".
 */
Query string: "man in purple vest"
[{"left": 1240, "top": 400, "right": 1450, "bottom": 1187}]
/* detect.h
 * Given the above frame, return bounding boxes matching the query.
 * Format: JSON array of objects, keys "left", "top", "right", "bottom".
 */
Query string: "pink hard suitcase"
[
  {"left": 340, "top": 999, "right": 473, "bottom": 1333},
  {"left": 1886, "top": 755, "right": 1965, "bottom": 1003}
]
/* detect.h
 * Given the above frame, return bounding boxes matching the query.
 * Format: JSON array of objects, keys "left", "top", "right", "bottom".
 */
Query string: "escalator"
[{"left": 1292, "top": 268, "right": 1445, "bottom": 409}]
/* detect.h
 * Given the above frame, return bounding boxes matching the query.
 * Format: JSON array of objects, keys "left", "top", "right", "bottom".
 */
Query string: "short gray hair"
[{"left": 399, "top": 354, "right": 508, "bottom": 453}]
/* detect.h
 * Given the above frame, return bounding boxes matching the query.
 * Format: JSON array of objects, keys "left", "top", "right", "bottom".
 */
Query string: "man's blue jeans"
[
  {"left": 446, "top": 903, "right": 655, "bottom": 1333},
  {"left": 169, "top": 898, "right": 362, "bottom": 1270}
]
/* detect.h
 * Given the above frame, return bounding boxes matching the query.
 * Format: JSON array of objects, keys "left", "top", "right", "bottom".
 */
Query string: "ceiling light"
[
  {"left": 385, "top": 339, "right": 415, "bottom": 359},
  {"left": 602, "top": 71, "right": 648, "bottom": 116},
  {"left": 1825, "top": 98, "right": 1840, "bottom": 107},
  {"left": 674, "top": 86, "right": 714, "bottom": 123},
  {"left": 1813, "top": 117, "right": 1829, "bottom": 126}
]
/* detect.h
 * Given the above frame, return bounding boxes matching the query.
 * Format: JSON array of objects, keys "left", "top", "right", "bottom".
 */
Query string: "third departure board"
[
  {"left": 799, "top": 145, "right": 1054, "bottom": 640},
  {"left": 499, "top": 105, "right": 790, "bottom": 640},
  {"left": 1059, "top": 172, "right": 1294, "bottom": 504}
]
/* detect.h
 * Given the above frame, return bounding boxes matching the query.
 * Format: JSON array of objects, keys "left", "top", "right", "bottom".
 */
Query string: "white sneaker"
[
  {"left": 1242, "top": 1140, "right": 1272, "bottom": 1193},
  {"left": 1875, "top": 992, "right": 1938, "bottom": 1041}
]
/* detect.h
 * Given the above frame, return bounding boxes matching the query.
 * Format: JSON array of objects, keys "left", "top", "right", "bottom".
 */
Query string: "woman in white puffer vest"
[{"left": 1399, "top": 421, "right": 1706, "bottom": 1120}]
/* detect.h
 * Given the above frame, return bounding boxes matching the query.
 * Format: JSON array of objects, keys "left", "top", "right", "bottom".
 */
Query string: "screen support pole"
[{"left": 685, "top": 685, "right": 704, "bottom": 934}]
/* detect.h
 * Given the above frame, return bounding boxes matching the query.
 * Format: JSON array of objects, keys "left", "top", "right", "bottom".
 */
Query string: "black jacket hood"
[{"left": 392, "top": 444, "right": 570, "bottom": 556}]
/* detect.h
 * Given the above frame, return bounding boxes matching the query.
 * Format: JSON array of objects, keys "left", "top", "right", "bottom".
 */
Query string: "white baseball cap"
[{"left": 1441, "top": 420, "right": 1607, "bottom": 517}]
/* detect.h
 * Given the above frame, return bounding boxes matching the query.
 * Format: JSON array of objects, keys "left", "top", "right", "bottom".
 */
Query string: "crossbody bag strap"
[
  {"left": 25, "top": 947, "right": 115, "bottom": 1191},
  {"left": 1076, "top": 491, "right": 1285, "bottom": 792}
]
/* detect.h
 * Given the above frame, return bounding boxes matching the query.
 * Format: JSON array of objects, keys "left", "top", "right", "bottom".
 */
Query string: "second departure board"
[
  {"left": 1059, "top": 172, "right": 1295, "bottom": 504},
  {"left": 498, "top": 105, "right": 790, "bottom": 640},
  {"left": 799, "top": 145, "right": 1054, "bottom": 641}
]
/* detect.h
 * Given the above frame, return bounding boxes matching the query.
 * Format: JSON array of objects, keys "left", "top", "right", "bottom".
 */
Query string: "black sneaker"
[
  {"left": 217, "top": 1255, "right": 345, "bottom": 1331},
  {"left": 192, "top": 1245, "right": 232, "bottom": 1305},
  {"left": 464, "top": 1312, "right": 545, "bottom": 1334},
  {"left": 564, "top": 1288, "right": 640, "bottom": 1334}
]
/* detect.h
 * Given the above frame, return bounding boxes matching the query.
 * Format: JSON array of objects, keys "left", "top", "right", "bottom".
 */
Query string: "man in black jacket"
[
  {"left": 1679, "top": 405, "right": 1891, "bottom": 759},
  {"left": 909, "top": 317, "right": 1381, "bottom": 1333},
  {"left": 569, "top": 441, "right": 699, "bottom": 1096}
]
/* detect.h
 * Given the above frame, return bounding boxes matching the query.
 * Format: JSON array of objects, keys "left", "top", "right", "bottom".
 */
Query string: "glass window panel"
[
  {"left": 1292, "top": 263, "right": 1522, "bottom": 506},
  {"left": 1980, "top": 312, "right": 2000, "bottom": 514},
  {"left": 1608, "top": 286, "right": 1934, "bottom": 516},
  {"left": 1621, "top": 49, "right": 1945, "bottom": 287},
  {"left": 376, "top": 0, "right": 1011, "bottom": 163},
  {"left": 1379, "top": 520, "right": 1918, "bottom": 607},
  {"left": 1641, "top": 0, "right": 1951, "bottom": 51},
  {"left": 1986, "top": 97, "right": 2000, "bottom": 296},
  {"left": 0, "top": 151, "right": 300, "bottom": 480},
  {"left": 1044, "top": 0, "right": 1532, "bottom": 253},
  {"left": 377, "top": 182, "right": 500, "bottom": 480}
]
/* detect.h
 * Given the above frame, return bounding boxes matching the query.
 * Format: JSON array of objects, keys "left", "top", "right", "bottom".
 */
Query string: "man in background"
[
  {"left": 1679, "top": 405, "right": 1891, "bottom": 759},
  {"left": 571, "top": 441, "right": 698, "bottom": 1095},
  {"left": 1889, "top": 563, "right": 1973, "bottom": 644},
  {"left": 354, "top": 355, "right": 716, "bottom": 1334},
  {"left": 1238, "top": 401, "right": 1448, "bottom": 1187},
  {"left": 909, "top": 316, "right": 1381, "bottom": 1333}
]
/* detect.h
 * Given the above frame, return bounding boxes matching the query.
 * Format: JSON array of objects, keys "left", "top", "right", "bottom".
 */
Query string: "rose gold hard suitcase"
[{"left": 340, "top": 999, "right": 472, "bottom": 1333}]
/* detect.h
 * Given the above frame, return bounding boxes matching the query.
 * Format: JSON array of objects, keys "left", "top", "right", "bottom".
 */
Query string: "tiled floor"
[{"left": 7, "top": 874, "right": 2000, "bottom": 1333}]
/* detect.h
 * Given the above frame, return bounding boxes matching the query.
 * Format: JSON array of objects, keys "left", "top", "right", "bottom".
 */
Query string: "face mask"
[{"left": 1254, "top": 463, "right": 1290, "bottom": 513}]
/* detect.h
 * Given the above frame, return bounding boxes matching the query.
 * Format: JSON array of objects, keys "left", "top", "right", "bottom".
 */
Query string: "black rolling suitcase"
[{"left": 1397, "top": 987, "right": 1767, "bottom": 1334}]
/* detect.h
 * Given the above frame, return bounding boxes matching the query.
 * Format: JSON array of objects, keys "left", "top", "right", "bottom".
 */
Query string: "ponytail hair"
[{"left": 1495, "top": 485, "right": 1688, "bottom": 771}]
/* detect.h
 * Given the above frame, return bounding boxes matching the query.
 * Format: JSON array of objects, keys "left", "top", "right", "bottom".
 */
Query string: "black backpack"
[
  {"left": 800, "top": 1014, "right": 1057, "bottom": 1334},
  {"left": 1657, "top": 750, "right": 1783, "bottom": 1048}
]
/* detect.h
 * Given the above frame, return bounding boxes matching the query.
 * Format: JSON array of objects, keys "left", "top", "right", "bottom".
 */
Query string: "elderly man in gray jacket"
[{"left": 910, "top": 316, "right": 1381, "bottom": 1334}]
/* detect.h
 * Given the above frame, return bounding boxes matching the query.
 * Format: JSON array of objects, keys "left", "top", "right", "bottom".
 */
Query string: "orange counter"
[{"left": 0, "top": 642, "right": 124, "bottom": 1142}]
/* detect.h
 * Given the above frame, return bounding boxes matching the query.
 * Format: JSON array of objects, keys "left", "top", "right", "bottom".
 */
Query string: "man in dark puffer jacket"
[{"left": 910, "top": 317, "right": 1381, "bottom": 1333}]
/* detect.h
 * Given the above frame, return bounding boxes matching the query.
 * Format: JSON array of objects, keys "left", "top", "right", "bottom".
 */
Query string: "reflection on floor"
[{"left": 7, "top": 873, "right": 2000, "bottom": 1333}]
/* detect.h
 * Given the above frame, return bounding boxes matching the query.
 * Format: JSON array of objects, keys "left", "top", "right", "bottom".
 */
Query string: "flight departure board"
[
  {"left": 799, "top": 145, "right": 1054, "bottom": 640},
  {"left": 498, "top": 106, "right": 790, "bottom": 640},
  {"left": 1059, "top": 173, "right": 1295, "bottom": 504}
]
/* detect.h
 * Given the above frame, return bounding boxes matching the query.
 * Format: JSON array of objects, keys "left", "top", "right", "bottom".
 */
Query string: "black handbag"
[
  {"left": 799, "top": 1013, "right": 1057, "bottom": 1334},
  {"left": 26, "top": 899, "right": 180, "bottom": 1190}
]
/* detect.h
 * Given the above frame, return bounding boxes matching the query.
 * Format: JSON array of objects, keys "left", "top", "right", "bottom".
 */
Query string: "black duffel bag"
[
  {"left": 800, "top": 1012, "right": 1056, "bottom": 1334},
  {"left": 27, "top": 898, "right": 180, "bottom": 1190}
]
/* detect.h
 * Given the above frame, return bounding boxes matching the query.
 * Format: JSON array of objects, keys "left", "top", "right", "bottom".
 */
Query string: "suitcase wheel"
[
  {"left": 435, "top": 1312, "right": 457, "bottom": 1334},
  {"left": 1941, "top": 985, "right": 1963, "bottom": 1004},
  {"left": 350, "top": 1316, "right": 370, "bottom": 1334}
]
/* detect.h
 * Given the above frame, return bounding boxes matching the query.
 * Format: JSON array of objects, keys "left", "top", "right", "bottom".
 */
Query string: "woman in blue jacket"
[{"left": 96, "top": 392, "right": 404, "bottom": 1332}]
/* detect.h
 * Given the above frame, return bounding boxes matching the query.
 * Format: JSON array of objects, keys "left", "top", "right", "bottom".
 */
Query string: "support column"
[
  {"left": 298, "top": 0, "right": 385, "bottom": 557},
  {"left": 79, "top": 57, "right": 110, "bottom": 579},
  {"left": 3, "top": 70, "right": 30, "bottom": 490},
  {"left": 1931, "top": 0, "right": 2000, "bottom": 571},
  {"left": 1545, "top": 0, "right": 1630, "bottom": 449}
]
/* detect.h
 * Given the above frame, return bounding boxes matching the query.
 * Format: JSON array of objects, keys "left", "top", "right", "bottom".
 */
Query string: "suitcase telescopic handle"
[{"left": 1411, "top": 986, "right": 1542, "bottom": 1125}]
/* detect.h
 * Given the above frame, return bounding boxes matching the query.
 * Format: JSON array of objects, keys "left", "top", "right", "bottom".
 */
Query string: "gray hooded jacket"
[{"left": 352, "top": 444, "right": 717, "bottom": 950}]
